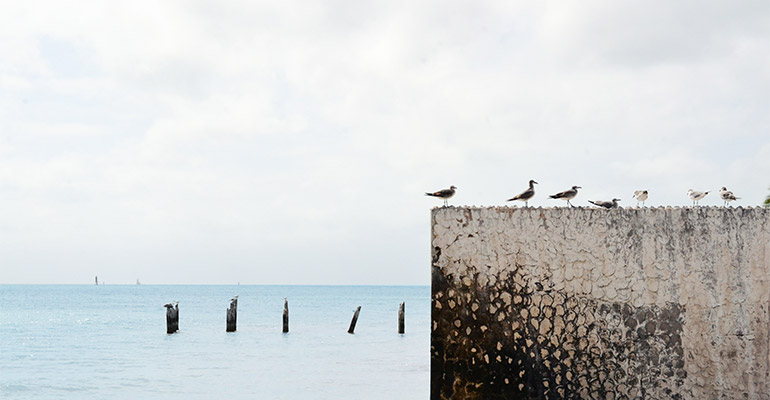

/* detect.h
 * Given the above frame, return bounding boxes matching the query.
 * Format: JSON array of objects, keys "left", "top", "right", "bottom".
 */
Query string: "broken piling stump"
[
  {"left": 348, "top": 306, "right": 361, "bottom": 334},
  {"left": 164, "top": 302, "right": 179, "bottom": 334},
  {"left": 398, "top": 302, "right": 405, "bottom": 334},
  {"left": 226, "top": 296, "right": 238, "bottom": 332},
  {"left": 282, "top": 297, "right": 289, "bottom": 333}
]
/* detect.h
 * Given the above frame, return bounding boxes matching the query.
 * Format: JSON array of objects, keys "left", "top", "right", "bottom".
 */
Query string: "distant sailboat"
[
  {"left": 136, "top": 279, "right": 141, "bottom": 285},
  {"left": 95, "top": 276, "right": 98, "bottom": 285}
]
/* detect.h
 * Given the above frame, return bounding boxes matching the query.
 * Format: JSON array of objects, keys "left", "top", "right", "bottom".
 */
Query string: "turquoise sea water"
[{"left": 0, "top": 285, "right": 430, "bottom": 399}]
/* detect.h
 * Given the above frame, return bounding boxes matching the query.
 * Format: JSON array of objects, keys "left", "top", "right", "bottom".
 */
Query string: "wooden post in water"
[
  {"left": 226, "top": 296, "right": 238, "bottom": 332},
  {"left": 398, "top": 302, "right": 405, "bottom": 334},
  {"left": 165, "top": 302, "right": 179, "bottom": 334},
  {"left": 348, "top": 306, "right": 361, "bottom": 334},
  {"left": 282, "top": 297, "right": 289, "bottom": 333}
]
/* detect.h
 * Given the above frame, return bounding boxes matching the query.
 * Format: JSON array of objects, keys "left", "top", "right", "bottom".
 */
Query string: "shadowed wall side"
[{"left": 431, "top": 207, "right": 770, "bottom": 399}]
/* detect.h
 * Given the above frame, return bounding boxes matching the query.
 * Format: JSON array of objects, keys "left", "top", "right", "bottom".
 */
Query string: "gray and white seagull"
[
  {"left": 507, "top": 180, "right": 538, "bottom": 207},
  {"left": 549, "top": 186, "right": 581, "bottom": 207},
  {"left": 589, "top": 198, "right": 621, "bottom": 209},
  {"left": 425, "top": 185, "right": 457, "bottom": 207},
  {"left": 687, "top": 189, "right": 709, "bottom": 206},
  {"left": 719, "top": 187, "right": 739, "bottom": 206}
]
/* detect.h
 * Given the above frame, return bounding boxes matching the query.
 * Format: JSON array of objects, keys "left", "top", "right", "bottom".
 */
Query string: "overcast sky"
[{"left": 1, "top": 1, "right": 768, "bottom": 284}]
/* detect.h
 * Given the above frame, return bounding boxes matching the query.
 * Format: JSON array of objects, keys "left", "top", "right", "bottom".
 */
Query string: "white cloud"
[{"left": 0, "top": 0, "right": 767, "bottom": 283}]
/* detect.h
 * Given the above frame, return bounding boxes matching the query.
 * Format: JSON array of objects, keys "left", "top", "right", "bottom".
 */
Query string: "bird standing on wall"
[
  {"left": 425, "top": 186, "right": 457, "bottom": 207},
  {"left": 549, "top": 186, "right": 581, "bottom": 207},
  {"left": 507, "top": 180, "right": 537, "bottom": 207},
  {"left": 588, "top": 198, "right": 621, "bottom": 209},
  {"left": 633, "top": 190, "right": 648, "bottom": 207},
  {"left": 687, "top": 189, "right": 709, "bottom": 206},
  {"left": 719, "top": 187, "right": 739, "bottom": 206}
]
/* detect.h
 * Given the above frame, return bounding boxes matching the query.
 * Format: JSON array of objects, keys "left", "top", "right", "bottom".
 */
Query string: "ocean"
[{"left": 0, "top": 285, "right": 430, "bottom": 399}]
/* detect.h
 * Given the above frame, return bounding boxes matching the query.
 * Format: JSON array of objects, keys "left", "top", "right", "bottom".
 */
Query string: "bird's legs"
[
  {"left": 568, "top": 200, "right": 574, "bottom": 208},
  {"left": 443, "top": 199, "right": 448, "bottom": 207}
]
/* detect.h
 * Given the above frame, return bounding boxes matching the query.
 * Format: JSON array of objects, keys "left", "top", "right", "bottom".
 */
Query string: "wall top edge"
[{"left": 431, "top": 205, "right": 770, "bottom": 214}]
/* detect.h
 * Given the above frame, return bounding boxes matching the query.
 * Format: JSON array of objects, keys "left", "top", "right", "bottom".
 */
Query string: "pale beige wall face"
[{"left": 431, "top": 207, "right": 770, "bottom": 400}]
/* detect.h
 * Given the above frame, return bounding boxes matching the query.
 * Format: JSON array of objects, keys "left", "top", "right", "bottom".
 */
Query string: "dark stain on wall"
[{"left": 431, "top": 265, "right": 686, "bottom": 399}]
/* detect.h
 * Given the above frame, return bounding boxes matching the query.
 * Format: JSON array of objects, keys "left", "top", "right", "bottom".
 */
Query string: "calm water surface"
[{"left": 0, "top": 285, "right": 430, "bottom": 399}]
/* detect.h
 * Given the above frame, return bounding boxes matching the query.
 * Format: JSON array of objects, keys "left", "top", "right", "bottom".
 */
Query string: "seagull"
[
  {"left": 633, "top": 190, "right": 648, "bottom": 207},
  {"left": 425, "top": 185, "right": 457, "bottom": 207},
  {"left": 549, "top": 186, "right": 581, "bottom": 207},
  {"left": 588, "top": 198, "right": 621, "bottom": 209},
  {"left": 719, "top": 187, "right": 739, "bottom": 206},
  {"left": 687, "top": 189, "right": 709, "bottom": 206},
  {"left": 507, "top": 180, "right": 538, "bottom": 207}
]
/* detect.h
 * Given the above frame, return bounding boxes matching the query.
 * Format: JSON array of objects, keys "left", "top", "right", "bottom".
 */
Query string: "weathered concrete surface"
[{"left": 431, "top": 207, "right": 770, "bottom": 399}]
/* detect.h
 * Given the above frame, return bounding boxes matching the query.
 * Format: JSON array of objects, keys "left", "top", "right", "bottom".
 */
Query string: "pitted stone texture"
[{"left": 431, "top": 207, "right": 770, "bottom": 400}]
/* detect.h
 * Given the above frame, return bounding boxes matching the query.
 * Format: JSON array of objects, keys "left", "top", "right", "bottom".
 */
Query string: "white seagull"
[
  {"left": 687, "top": 189, "right": 709, "bottom": 206},
  {"left": 507, "top": 180, "right": 538, "bottom": 207},
  {"left": 425, "top": 186, "right": 457, "bottom": 207},
  {"left": 549, "top": 186, "right": 581, "bottom": 207},
  {"left": 633, "top": 190, "right": 648, "bottom": 207},
  {"left": 719, "top": 187, "right": 739, "bottom": 206}
]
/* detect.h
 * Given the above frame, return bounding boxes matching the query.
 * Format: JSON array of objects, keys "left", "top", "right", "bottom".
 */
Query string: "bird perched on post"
[
  {"left": 633, "top": 190, "right": 648, "bottom": 207},
  {"left": 589, "top": 198, "right": 621, "bottom": 209},
  {"left": 719, "top": 187, "right": 739, "bottom": 206},
  {"left": 425, "top": 185, "right": 457, "bottom": 207},
  {"left": 687, "top": 189, "right": 709, "bottom": 206},
  {"left": 507, "top": 180, "right": 538, "bottom": 207},
  {"left": 549, "top": 186, "right": 581, "bottom": 207}
]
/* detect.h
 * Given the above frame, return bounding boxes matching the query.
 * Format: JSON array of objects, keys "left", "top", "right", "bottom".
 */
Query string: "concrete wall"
[{"left": 430, "top": 207, "right": 770, "bottom": 400}]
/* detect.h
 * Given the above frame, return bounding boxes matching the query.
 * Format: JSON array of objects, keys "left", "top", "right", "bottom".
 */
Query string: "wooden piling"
[
  {"left": 282, "top": 297, "right": 289, "bottom": 333},
  {"left": 398, "top": 302, "right": 405, "bottom": 334},
  {"left": 226, "top": 296, "right": 238, "bottom": 332},
  {"left": 165, "top": 302, "right": 179, "bottom": 334},
  {"left": 348, "top": 306, "right": 361, "bottom": 334}
]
